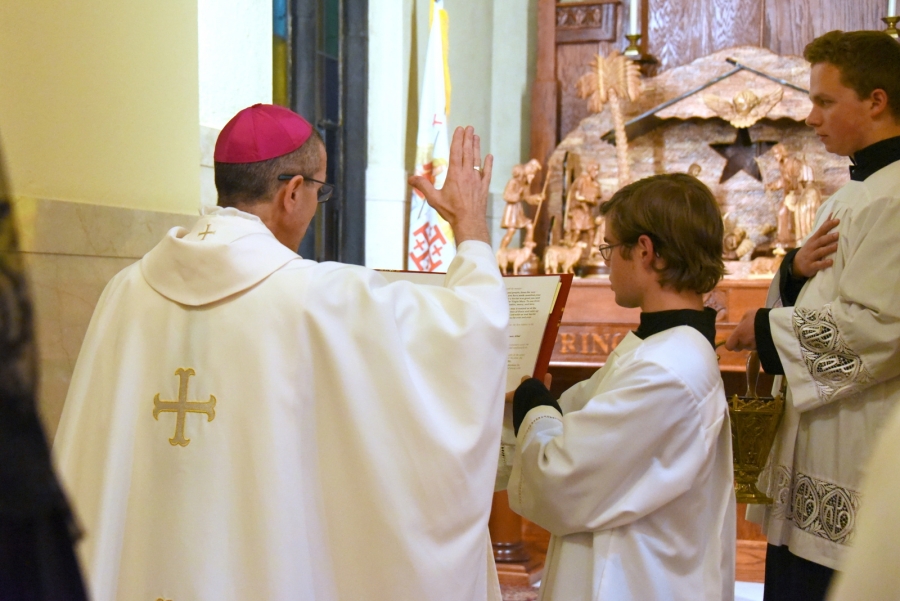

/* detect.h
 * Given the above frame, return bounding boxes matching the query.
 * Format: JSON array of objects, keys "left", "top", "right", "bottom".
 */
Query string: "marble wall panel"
[
  {"left": 25, "top": 253, "right": 137, "bottom": 441},
  {"left": 13, "top": 197, "right": 197, "bottom": 440},
  {"left": 14, "top": 197, "right": 195, "bottom": 258}
]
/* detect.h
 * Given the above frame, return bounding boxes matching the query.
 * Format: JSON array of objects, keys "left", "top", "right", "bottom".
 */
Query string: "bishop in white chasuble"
[{"left": 53, "top": 106, "right": 508, "bottom": 601}]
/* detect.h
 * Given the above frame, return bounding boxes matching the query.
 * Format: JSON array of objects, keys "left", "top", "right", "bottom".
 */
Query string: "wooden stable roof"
[{"left": 602, "top": 46, "right": 812, "bottom": 145}]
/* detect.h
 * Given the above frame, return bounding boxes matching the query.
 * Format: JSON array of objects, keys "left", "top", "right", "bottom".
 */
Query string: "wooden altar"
[{"left": 551, "top": 276, "right": 770, "bottom": 371}]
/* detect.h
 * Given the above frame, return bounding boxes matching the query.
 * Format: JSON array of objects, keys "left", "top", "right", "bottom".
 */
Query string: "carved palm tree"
[{"left": 575, "top": 52, "right": 642, "bottom": 186}]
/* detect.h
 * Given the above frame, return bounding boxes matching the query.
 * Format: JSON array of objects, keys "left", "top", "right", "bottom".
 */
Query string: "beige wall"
[
  {"left": 0, "top": 1, "right": 204, "bottom": 438},
  {"left": 0, "top": 1, "right": 200, "bottom": 214}
]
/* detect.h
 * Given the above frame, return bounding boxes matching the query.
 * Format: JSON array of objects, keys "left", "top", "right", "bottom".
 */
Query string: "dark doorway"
[{"left": 279, "top": 0, "right": 367, "bottom": 264}]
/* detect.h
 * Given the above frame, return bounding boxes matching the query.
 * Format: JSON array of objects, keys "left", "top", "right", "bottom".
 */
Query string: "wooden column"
[
  {"left": 529, "top": 0, "right": 559, "bottom": 256},
  {"left": 489, "top": 491, "right": 529, "bottom": 562},
  {"left": 530, "top": 0, "right": 559, "bottom": 167},
  {"left": 489, "top": 491, "right": 545, "bottom": 586}
]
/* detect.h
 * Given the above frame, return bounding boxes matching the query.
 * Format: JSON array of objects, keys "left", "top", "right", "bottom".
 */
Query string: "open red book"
[{"left": 378, "top": 271, "right": 573, "bottom": 392}]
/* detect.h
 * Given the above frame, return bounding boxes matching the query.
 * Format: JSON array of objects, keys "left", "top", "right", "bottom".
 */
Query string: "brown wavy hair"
[
  {"left": 600, "top": 173, "right": 725, "bottom": 294},
  {"left": 804, "top": 30, "right": 900, "bottom": 120}
]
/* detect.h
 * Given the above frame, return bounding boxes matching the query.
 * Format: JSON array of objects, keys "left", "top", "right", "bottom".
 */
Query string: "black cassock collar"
[
  {"left": 850, "top": 135, "right": 900, "bottom": 182},
  {"left": 635, "top": 307, "right": 718, "bottom": 349}
]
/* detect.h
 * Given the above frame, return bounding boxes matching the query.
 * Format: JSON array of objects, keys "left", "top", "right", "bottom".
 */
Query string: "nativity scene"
[{"left": 500, "top": 46, "right": 848, "bottom": 280}]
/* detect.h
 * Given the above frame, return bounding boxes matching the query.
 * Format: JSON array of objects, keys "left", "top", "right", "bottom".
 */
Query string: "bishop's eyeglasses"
[{"left": 277, "top": 174, "right": 335, "bottom": 203}]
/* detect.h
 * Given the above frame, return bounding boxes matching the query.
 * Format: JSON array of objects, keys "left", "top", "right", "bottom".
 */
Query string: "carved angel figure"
[
  {"left": 576, "top": 52, "right": 642, "bottom": 185},
  {"left": 703, "top": 88, "right": 784, "bottom": 129}
]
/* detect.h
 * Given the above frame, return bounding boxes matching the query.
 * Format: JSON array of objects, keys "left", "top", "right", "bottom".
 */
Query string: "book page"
[
  {"left": 504, "top": 277, "right": 560, "bottom": 390},
  {"left": 378, "top": 270, "right": 562, "bottom": 392}
]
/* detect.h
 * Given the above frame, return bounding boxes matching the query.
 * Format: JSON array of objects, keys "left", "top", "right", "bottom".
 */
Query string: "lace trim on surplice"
[
  {"left": 770, "top": 465, "right": 860, "bottom": 545},
  {"left": 792, "top": 304, "right": 872, "bottom": 403}
]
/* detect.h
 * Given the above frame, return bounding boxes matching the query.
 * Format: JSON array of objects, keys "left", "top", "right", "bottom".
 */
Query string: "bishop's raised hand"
[{"left": 408, "top": 126, "right": 493, "bottom": 244}]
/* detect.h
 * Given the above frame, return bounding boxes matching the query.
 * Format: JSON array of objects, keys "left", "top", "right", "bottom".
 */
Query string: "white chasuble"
[
  {"left": 53, "top": 208, "right": 509, "bottom": 601},
  {"left": 506, "top": 329, "right": 735, "bottom": 601},
  {"left": 750, "top": 160, "right": 900, "bottom": 569}
]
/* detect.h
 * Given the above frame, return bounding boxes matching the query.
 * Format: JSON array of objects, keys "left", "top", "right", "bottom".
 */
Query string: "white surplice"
[
  {"left": 749, "top": 160, "right": 900, "bottom": 569},
  {"left": 503, "top": 328, "right": 735, "bottom": 601},
  {"left": 53, "top": 207, "right": 508, "bottom": 601}
]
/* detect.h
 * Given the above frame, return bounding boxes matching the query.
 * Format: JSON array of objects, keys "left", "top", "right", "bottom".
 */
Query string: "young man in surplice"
[
  {"left": 498, "top": 173, "right": 736, "bottom": 601},
  {"left": 726, "top": 30, "right": 900, "bottom": 601}
]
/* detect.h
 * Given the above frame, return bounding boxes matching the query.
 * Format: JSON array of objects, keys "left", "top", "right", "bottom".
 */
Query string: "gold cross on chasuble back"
[{"left": 153, "top": 368, "right": 216, "bottom": 446}]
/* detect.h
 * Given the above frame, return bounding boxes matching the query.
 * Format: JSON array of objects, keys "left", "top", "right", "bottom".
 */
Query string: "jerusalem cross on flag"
[
  {"left": 407, "top": 0, "right": 455, "bottom": 272},
  {"left": 408, "top": 222, "right": 448, "bottom": 272}
]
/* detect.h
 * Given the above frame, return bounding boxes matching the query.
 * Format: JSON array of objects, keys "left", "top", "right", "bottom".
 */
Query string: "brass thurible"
[{"left": 728, "top": 351, "right": 786, "bottom": 504}]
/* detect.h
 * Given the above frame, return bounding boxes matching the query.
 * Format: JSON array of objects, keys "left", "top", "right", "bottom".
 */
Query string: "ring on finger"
[{"left": 474, "top": 166, "right": 482, "bottom": 172}]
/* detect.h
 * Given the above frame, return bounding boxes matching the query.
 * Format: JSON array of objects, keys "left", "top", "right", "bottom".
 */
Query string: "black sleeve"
[
  {"left": 755, "top": 308, "right": 785, "bottom": 375},
  {"left": 778, "top": 248, "right": 808, "bottom": 307},
  {"left": 512, "top": 378, "right": 562, "bottom": 436}
]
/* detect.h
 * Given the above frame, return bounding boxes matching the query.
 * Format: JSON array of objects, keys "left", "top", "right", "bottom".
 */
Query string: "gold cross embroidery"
[
  {"left": 198, "top": 224, "right": 216, "bottom": 240},
  {"left": 153, "top": 368, "right": 216, "bottom": 447}
]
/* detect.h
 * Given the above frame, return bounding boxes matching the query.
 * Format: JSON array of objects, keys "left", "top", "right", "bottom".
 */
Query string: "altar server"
[
  {"left": 503, "top": 173, "right": 735, "bottom": 601},
  {"left": 53, "top": 105, "right": 508, "bottom": 601},
  {"left": 726, "top": 31, "right": 900, "bottom": 601}
]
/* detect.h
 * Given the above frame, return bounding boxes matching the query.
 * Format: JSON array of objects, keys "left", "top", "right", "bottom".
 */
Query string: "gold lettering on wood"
[
  {"left": 557, "top": 329, "right": 628, "bottom": 357},
  {"left": 153, "top": 368, "right": 216, "bottom": 447},
  {"left": 590, "top": 331, "right": 625, "bottom": 355},
  {"left": 559, "top": 333, "right": 577, "bottom": 354}
]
